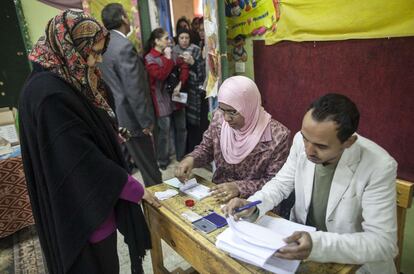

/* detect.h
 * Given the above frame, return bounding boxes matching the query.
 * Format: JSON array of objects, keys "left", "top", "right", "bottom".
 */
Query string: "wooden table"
[{"left": 143, "top": 178, "right": 360, "bottom": 274}]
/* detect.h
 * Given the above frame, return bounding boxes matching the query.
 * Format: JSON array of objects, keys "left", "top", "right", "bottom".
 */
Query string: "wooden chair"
[{"left": 395, "top": 179, "right": 414, "bottom": 273}]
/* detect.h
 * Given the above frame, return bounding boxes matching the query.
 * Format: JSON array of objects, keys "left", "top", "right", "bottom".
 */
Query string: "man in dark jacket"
[{"left": 100, "top": 3, "right": 162, "bottom": 186}]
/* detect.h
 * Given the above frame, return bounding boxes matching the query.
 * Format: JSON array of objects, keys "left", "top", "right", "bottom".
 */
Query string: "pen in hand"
[{"left": 234, "top": 200, "right": 262, "bottom": 213}]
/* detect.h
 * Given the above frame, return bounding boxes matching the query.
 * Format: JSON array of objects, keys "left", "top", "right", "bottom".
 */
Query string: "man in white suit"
[{"left": 223, "top": 94, "right": 398, "bottom": 273}]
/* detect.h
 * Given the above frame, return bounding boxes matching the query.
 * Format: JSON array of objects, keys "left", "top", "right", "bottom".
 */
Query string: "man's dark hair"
[
  {"left": 308, "top": 93, "right": 360, "bottom": 143},
  {"left": 101, "top": 3, "right": 125, "bottom": 30}
]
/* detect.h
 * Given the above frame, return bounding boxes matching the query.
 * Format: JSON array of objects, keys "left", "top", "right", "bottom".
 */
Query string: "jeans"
[{"left": 156, "top": 109, "right": 187, "bottom": 166}]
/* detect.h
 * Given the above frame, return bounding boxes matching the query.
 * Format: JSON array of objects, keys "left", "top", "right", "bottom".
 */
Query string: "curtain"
[{"left": 157, "top": 0, "right": 173, "bottom": 38}]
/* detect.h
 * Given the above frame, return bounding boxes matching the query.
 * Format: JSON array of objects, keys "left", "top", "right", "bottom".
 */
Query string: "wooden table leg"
[{"left": 144, "top": 203, "right": 169, "bottom": 274}]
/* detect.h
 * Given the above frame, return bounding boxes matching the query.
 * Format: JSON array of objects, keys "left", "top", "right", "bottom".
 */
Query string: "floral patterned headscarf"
[{"left": 29, "top": 9, "right": 112, "bottom": 114}]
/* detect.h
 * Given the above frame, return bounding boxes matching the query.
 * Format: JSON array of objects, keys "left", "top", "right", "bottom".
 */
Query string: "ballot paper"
[
  {"left": 172, "top": 92, "right": 188, "bottom": 104},
  {"left": 164, "top": 177, "right": 210, "bottom": 200},
  {"left": 0, "top": 124, "right": 19, "bottom": 145},
  {"left": 181, "top": 210, "right": 203, "bottom": 222},
  {"left": 179, "top": 178, "right": 210, "bottom": 200},
  {"left": 154, "top": 189, "right": 178, "bottom": 200},
  {"left": 164, "top": 177, "right": 184, "bottom": 188},
  {"left": 216, "top": 216, "right": 316, "bottom": 274}
]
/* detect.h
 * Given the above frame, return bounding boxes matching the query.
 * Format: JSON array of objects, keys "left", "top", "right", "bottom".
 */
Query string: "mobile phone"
[{"left": 203, "top": 212, "right": 227, "bottom": 228}]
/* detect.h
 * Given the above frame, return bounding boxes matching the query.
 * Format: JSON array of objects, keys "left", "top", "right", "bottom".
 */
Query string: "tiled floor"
[{"left": 119, "top": 159, "right": 213, "bottom": 274}]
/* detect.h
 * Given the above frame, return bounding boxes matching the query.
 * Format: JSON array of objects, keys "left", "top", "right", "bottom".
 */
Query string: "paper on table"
[
  {"left": 164, "top": 177, "right": 184, "bottom": 188},
  {"left": 0, "top": 145, "right": 21, "bottom": 160},
  {"left": 154, "top": 189, "right": 178, "bottom": 200},
  {"left": 181, "top": 210, "right": 203, "bottom": 222},
  {"left": 179, "top": 178, "right": 210, "bottom": 200},
  {"left": 216, "top": 228, "right": 276, "bottom": 267},
  {"left": 0, "top": 124, "right": 19, "bottom": 144},
  {"left": 227, "top": 217, "right": 285, "bottom": 249},
  {"left": 216, "top": 215, "right": 316, "bottom": 274},
  {"left": 256, "top": 215, "right": 316, "bottom": 237},
  {"left": 0, "top": 138, "right": 12, "bottom": 156}
]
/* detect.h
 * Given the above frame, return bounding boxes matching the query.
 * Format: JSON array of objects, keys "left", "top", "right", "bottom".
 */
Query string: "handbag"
[{"left": 165, "top": 66, "right": 180, "bottom": 94}]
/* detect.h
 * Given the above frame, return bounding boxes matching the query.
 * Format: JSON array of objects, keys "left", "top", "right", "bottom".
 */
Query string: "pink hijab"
[{"left": 218, "top": 76, "right": 272, "bottom": 164}]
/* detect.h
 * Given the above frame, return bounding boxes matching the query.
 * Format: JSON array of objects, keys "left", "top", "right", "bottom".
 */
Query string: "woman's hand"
[
  {"left": 175, "top": 157, "right": 194, "bottom": 182},
  {"left": 164, "top": 47, "right": 172, "bottom": 59},
  {"left": 143, "top": 188, "right": 161, "bottom": 207},
  {"left": 211, "top": 182, "right": 240, "bottom": 204},
  {"left": 181, "top": 52, "right": 195, "bottom": 65},
  {"left": 172, "top": 81, "right": 182, "bottom": 96}
]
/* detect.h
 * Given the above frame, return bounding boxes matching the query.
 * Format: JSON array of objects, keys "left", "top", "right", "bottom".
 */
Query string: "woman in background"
[
  {"left": 172, "top": 28, "right": 208, "bottom": 152},
  {"left": 145, "top": 28, "right": 189, "bottom": 169},
  {"left": 174, "top": 16, "right": 200, "bottom": 46},
  {"left": 19, "top": 10, "right": 158, "bottom": 274},
  {"left": 175, "top": 76, "right": 291, "bottom": 204}
]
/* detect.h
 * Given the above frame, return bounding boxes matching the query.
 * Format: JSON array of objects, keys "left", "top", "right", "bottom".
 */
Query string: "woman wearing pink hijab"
[{"left": 175, "top": 76, "right": 290, "bottom": 203}]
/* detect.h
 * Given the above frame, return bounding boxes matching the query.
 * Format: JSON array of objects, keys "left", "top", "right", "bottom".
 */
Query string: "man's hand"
[
  {"left": 142, "top": 188, "right": 161, "bottom": 208},
  {"left": 222, "top": 198, "right": 256, "bottom": 220},
  {"left": 211, "top": 182, "right": 240, "bottom": 203},
  {"left": 142, "top": 124, "right": 154, "bottom": 136},
  {"left": 175, "top": 157, "right": 194, "bottom": 182},
  {"left": 118, "top": 127, "right": 131, "bottom": 143},
  {"left": 275, "top": 231, "right": 313, "bottom": 260}
]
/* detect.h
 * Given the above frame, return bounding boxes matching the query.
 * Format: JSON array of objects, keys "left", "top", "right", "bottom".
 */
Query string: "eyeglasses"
[{"left": 218, "top": 106, "right": 239, "bottom": 117}]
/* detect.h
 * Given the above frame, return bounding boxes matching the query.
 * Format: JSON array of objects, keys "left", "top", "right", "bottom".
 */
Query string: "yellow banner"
[
  {"left": 226, "top": 0, "right": 277, "bottom": 39},
  {"left": 265, "top": 0, "right": 414, "bottom": 45}
]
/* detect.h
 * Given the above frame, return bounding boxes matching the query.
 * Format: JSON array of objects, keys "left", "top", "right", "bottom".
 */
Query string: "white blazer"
[{"left": 248, "top": 132, "right": 398, "bottom": 274}]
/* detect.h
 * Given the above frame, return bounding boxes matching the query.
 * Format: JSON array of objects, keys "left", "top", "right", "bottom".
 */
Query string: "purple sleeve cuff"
[{"left": 119, "top": 175, "right": 145, "bottom": 203}]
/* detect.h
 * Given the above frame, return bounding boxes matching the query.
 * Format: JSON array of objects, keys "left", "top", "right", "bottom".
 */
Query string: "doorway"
[{"left": 0, "top": 0, "right": 31, "bottom": 108}]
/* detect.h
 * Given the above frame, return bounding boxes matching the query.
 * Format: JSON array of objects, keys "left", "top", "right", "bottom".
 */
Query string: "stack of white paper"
[{"left": 216, "top": 216, "right": 316, "bottom": 274}]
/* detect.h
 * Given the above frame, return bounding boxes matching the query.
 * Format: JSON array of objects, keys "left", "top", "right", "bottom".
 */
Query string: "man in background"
[{"left": 100, "top": 3, "right": 162, "bottom": 186}]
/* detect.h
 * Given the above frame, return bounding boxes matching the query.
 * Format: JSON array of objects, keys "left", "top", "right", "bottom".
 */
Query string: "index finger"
[
  {"left": 283, "top": 231, "right": 302, "bottom": 243},
  {"left": 222, "top": 198, "right": 241, "bottom": 216},
  {"left": 222, "top": 204, "right": 230, "bottom": 217},
  {"left": 277, "top": 242, "right": 300, "bottom": 254},
  {"left": 211, "top": 185, "right": 221, "bottom": 191}
]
